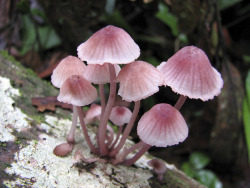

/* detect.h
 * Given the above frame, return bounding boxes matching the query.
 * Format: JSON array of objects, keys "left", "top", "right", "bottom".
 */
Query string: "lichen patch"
[{"left": 0, "top": 77, "right": 30, "bottom": 142}]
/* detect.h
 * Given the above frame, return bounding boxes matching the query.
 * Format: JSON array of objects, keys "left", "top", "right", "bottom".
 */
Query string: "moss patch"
[{"left": 0, "top": 50, "right": 70, "bottom": 122}]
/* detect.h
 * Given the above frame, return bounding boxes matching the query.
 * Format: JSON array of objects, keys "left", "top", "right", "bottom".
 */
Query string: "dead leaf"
[{"left": 32, "top": 96, "right": 72, "bottom": 112}]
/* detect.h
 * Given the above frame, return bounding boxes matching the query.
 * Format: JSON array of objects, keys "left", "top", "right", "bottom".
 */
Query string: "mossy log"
[{"left": 0, "top": 51, "right": 205, "bottom": 188}]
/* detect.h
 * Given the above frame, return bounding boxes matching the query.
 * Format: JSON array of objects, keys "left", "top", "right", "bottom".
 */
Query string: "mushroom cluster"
[{"left": 51, "top": 25, "right": 223, "bottom": 167}]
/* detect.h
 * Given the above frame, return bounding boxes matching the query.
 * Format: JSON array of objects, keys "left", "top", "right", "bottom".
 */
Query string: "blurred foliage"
[
  {"left": 243, "top": 71, "right": 250, "bottom": 163},
  {"left": 17, "top": 0, "right": 61, "bottom": 55},
  {"left": 218, "top": 0, "right": 243, "bottom": 10},
  {"left": 181, "top": 152, "right": 222, "bottom": 188},
  {"left": 20, "top": 15, "right": 61, "bottom": 55},
  {"left": 155, "top": 2, "right": 178, "bottom": 36}
]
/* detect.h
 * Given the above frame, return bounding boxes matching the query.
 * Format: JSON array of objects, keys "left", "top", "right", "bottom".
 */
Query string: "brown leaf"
[{"left": 32, "top": 96, "right": 72, "bottom": 112}]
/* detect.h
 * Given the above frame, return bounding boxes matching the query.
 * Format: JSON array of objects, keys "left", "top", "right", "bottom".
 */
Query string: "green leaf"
[
  {"left": 243, "top": 70, "right": 250, "bottom": 163},
  {"left": 218, "top": 0, "right": 242, "bottom": 10},
  {"left": 20, "top": 15, "right": 37, "bottom": 55},
  {"left": 243, "top": 55, "right": 250, "bottom": 64},
  {"left": 189, "top": 152, "right": 210, "bottom": 170},
  {"left": 38, "top": 26, "right": 61, "bottom": 50},
  {"left": 16, "top": 0, "right": 30, "bottom": 14},
  {"left": 195, "top": 170, "right": 222, "bottom": 188},
  {"left": 20, "top": 15, "right": 61, "bottom": 55},
  {"left": 181, "top": 162, "right": 196, "bottom": 178},
  {"left": 31, "top": 8, "right": 47, "bottom": 22},
  {"left": 155, "top": 2, "right": 178, "bottom": 36},
  {"left": 245, "top": 71, "right": 250, "bottom": 101}
]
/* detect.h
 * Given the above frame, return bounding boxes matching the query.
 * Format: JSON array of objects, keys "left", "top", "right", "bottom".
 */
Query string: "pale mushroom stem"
[
  {"left": 174, "top": 95, "right": 187, "bottom": 110},
  {"left": 98, "top": 64, "right": 117, "bottom": 156},
  {"left": 77, "top": 106, "right": 99, "bottom": 155},
  {"left": 109, "top": 101, "right": 140, "bottom": 157},
  {"left": 67, "top": 105, "right": 78, "bottom": 143},
  {"left": 105, "top": 124, "right": 114, "bottom": 147},
  {"left": 109, "top": 126, "right": 123, "bottom": 150},
  {"left": 99, "top": 84, "right": 106, "bottom": 119},
  {"left": 122, "top": 141, "right": 151, "bottom": 166}
]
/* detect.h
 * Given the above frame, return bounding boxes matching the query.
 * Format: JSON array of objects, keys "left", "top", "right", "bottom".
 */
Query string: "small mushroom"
[
  {"left": 84, "top": 104, "right": 102, "bottom": 125},
  {"left": 122, "top": 103, "right": 188, "bottom": 166},
  {"left": 110, "top": 61, "right": 164, "bottom": 157},
  {"left": 51, "top": 55, "right": 86, "bottom": 88},
  {"left": 51, "top": 56, "right": 86, "bottom": 155},
  {"left": 58, "top": 75, "right": 98, "bottom": 154},
  {"left": 109, "top": 106, "right": 132, "bottom": 149},
  {"left": 147, "top": 158, "right": 167, "bottom": 182},
  {"left": 157, "top": 46, "right": 223, "bottom": 109}
]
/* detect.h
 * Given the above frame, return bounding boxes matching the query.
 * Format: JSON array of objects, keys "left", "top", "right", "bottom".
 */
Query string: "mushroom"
[
  {"left": 51, "top": 55, "right": 86, "bottom": 88},
  {"left": 57, "top": 75, "right": 98, "bottom": 154},
  {"left": 84, "top": 104, "right": 102, "bottom": 125},
  {"left": 109, "top": 106, "right": 132, "bottom": 149},
  {"left": 122, "top": 103, "right": 188, "bottom": 166},
  {"left": 157, "top": 46, "right": 223, "bottom": 110},
  {"left": 51, "top": 55, "right": 86, "bottom": 156},
  {"left": 77, "top": 25, "right": 140, "bottom": 156},
  {"left": 147, "top": 158, "right": 167, "bottom": 182},
  {"left": 83, "top": 63, "right": 121, "bottom": 117},
  {"left": 77, "top": 25, "right": 140, "bottom": 65},
  {"left": 109, "top": 61, "right": 164, "bottom": 157}
]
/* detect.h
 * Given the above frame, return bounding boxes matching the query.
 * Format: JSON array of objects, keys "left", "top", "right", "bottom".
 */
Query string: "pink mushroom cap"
[
  {"left": 83, "top": 63, "right": 121, "bottom": 84},
  {"left": 77, "top": 25, "right": 140, "bottom": 65},
  {"left": 117, "top": 60, "right": 165, "bottom": 102},
  {"left": 57, "top": 75, "right": 97, "bottom": 106},
  {"left": 84, "top": 104, "right": 102, "bottom": 124},
  {"left": 147, "top": 158, "right": 167, "bottom": 174},
  {"left": 137, "top": 103, "right": 188, "bottom": 147},
  {"left": 157, "top": 46, "right": 223, "bottom": 101},
  {"left": 109, "top": 106, "right": 132, "bottom": 126},
  {"left": 51, "top": 55, "right": 86, "bottom": 88}
]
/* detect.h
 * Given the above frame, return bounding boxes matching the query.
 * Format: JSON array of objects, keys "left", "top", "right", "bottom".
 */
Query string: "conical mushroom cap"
[
  {"left": 109, "top": 106, "right": 132, "bottom": 126},
  {"left": 51, "top": 56, "right": 86, "bottom": 88},
  {"left": 83, "top": 63, "right": 121, "bottom": 84},
  {"left": 117, "top": 61, "right": 165, "bottom": 102},
  {"left": 137, "top": 103, "right": 188, "bottom": 147},
  {"left": 157, "top": 46, "right": 223, "bottom": 101},
  {"left": 57, "top": 75, "right": 97, "bottom": 106},
  {"left": 77, "top": 25, "right": 140, "bottom": 65}
]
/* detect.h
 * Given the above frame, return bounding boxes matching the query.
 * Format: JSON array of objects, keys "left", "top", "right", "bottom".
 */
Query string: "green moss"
[{"left": 0, "top": 50, "right": 70, "bottom": 125}]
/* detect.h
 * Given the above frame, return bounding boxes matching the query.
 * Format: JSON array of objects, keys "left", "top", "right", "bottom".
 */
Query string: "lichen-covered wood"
[{"left": 0, "top": 51, "right": 205, "bottom": 187}]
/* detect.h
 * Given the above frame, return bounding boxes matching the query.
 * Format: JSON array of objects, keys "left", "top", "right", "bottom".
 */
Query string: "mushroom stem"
[
  {"left": 109, "top": 126, "right": 123, "bottom": 150},
  {"left": 105, "top": 124, "right": 114, "bottom": 147},
  {"left": 122, "top": 141, "right": 151, "bottom": 166},
  {"left": 109, "top": 101, "right": 140, "bottom": 157},
  {"left": 67, "top": 105, "right": 78, "bottom": 144},
  {"left": 98, "top": 64, "right": 117, "bottom": 156},
  {"left": 99, "top": 84, "right": 106, "bottom": 119},
  {"left": 77, "top": 106, "right": 99, "bottom": 155},
  {"left": 174, "top": 95, "right": 187, "bottom": 110}
]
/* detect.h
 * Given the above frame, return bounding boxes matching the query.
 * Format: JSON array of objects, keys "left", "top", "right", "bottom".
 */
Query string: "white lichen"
[{"left": 0, "top": 76, "right": 30, "bottom": 142}]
